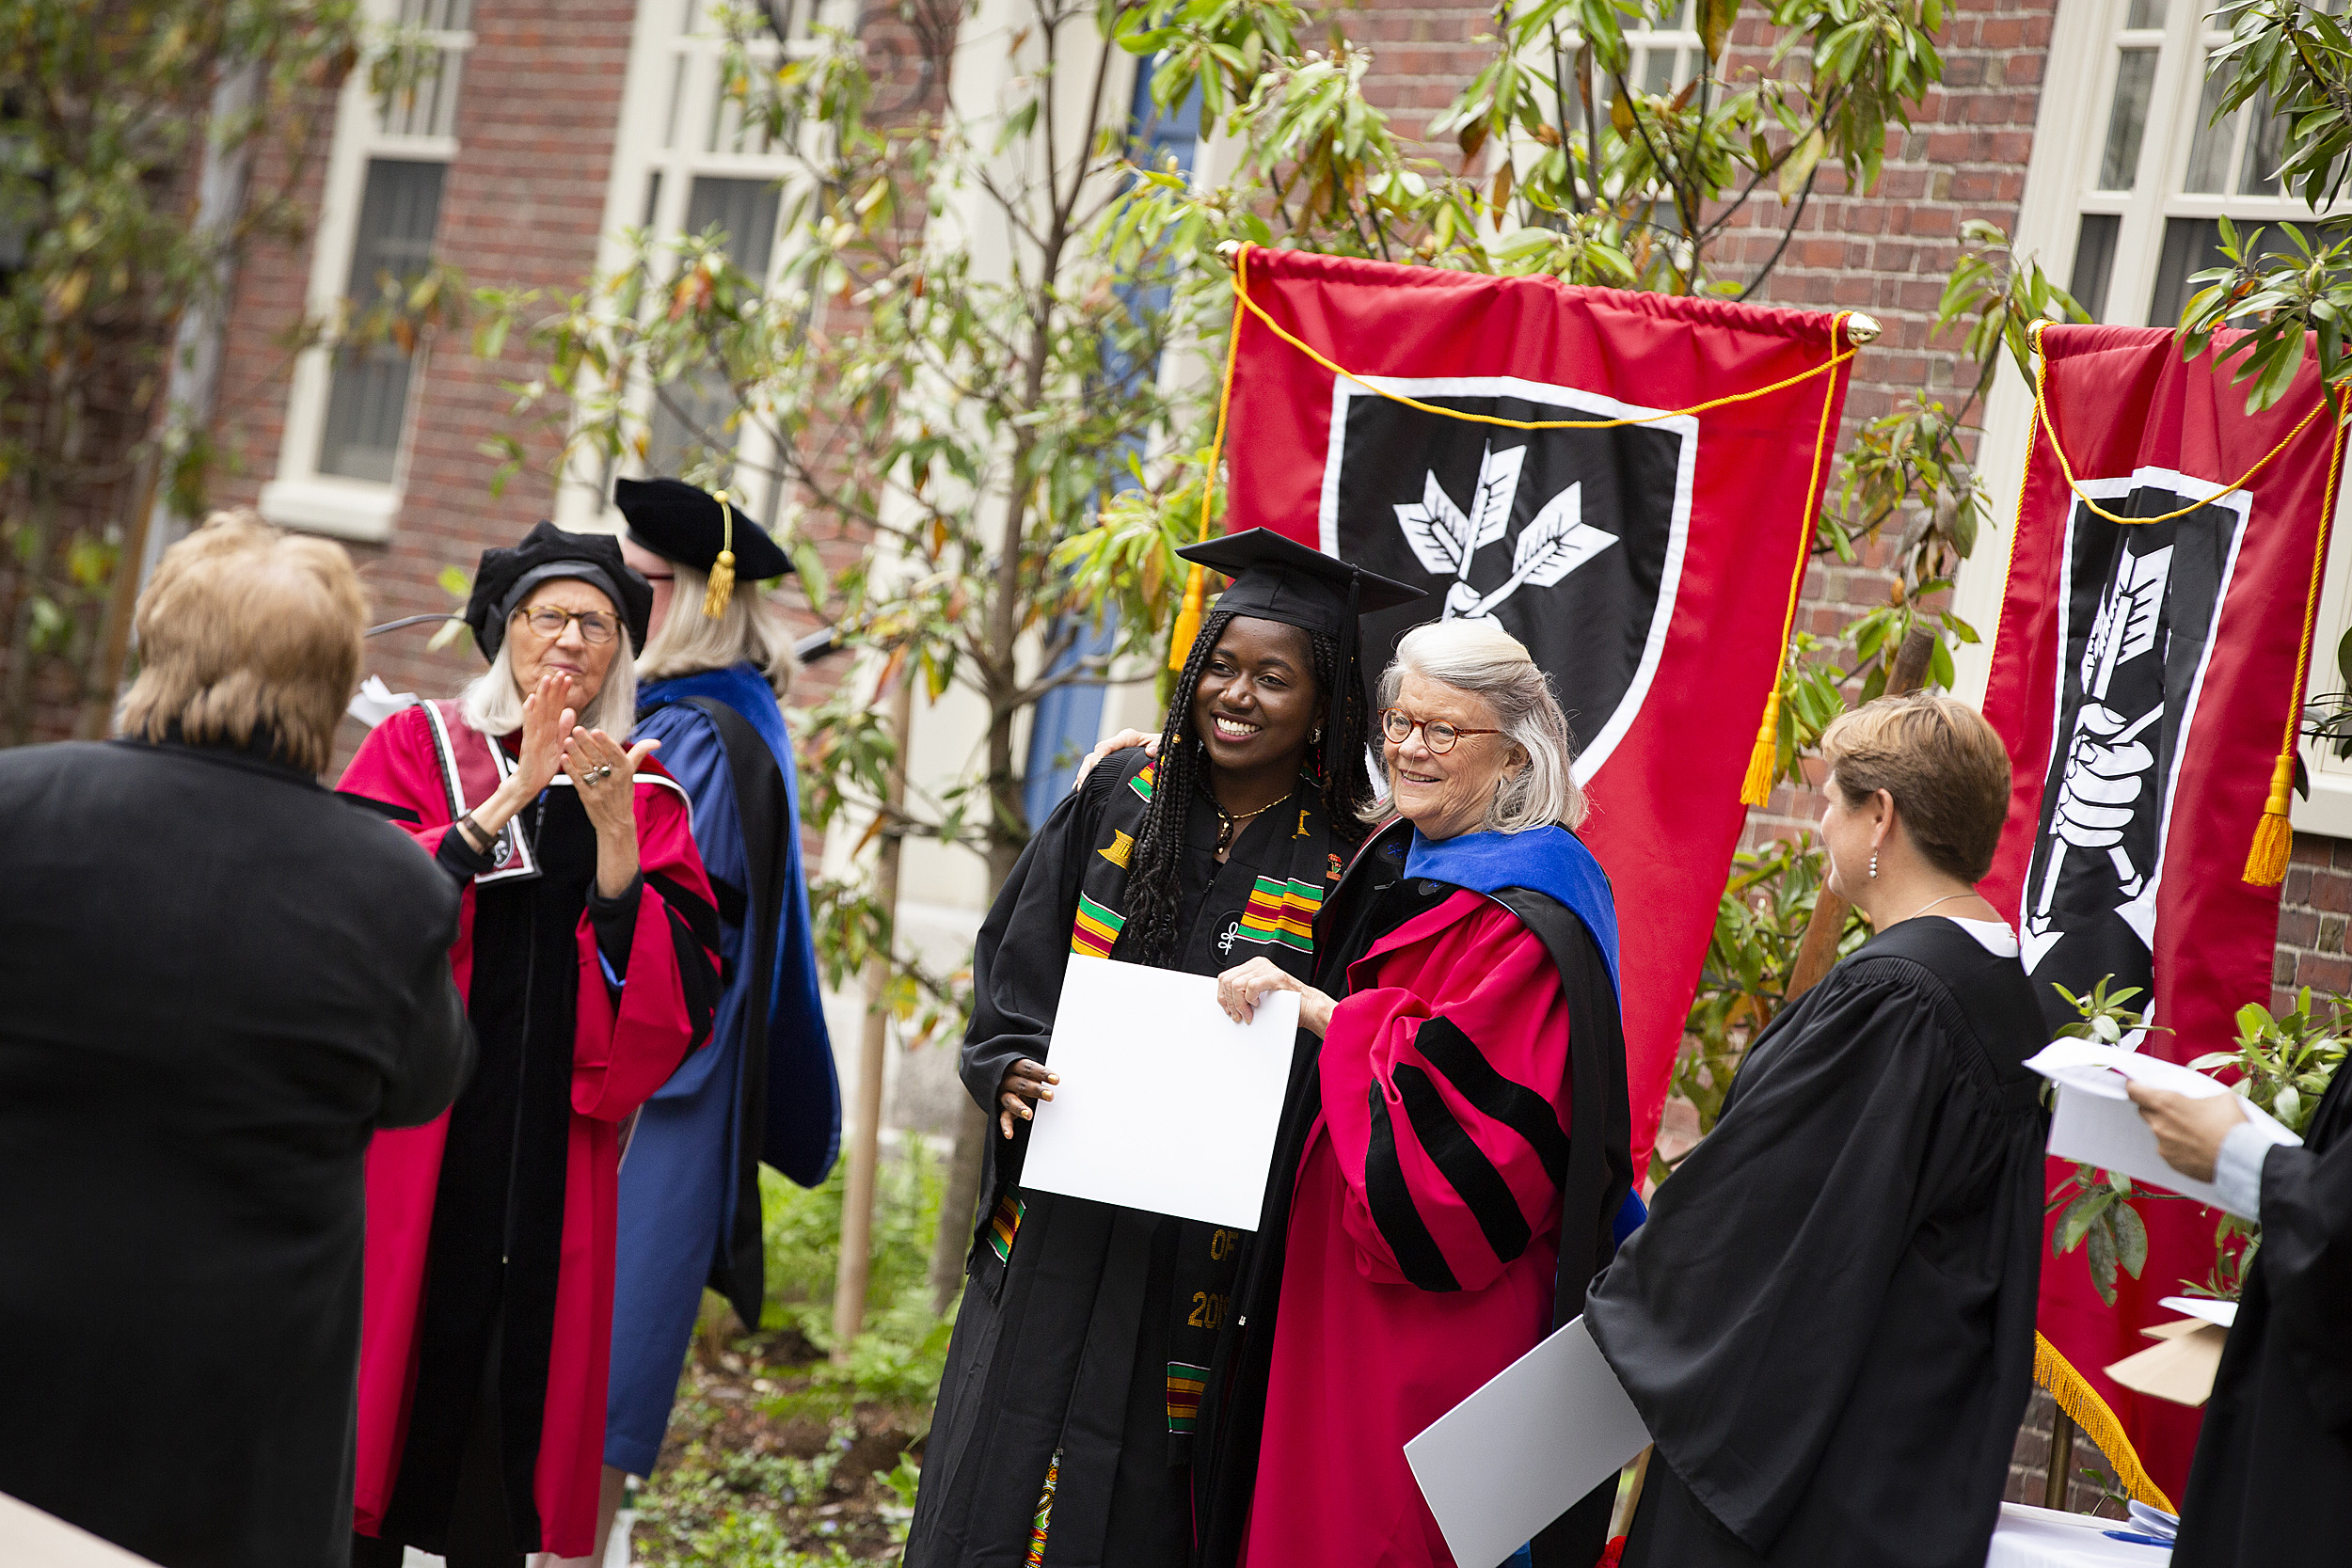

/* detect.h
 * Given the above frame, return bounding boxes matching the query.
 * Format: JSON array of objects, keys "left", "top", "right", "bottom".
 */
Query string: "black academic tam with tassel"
[
  {"left": 614, "top": 479, "right": 793, "bottom": 615},
  {"left": 1174, "top": 528, "right": 1424, "bottom": 784}
]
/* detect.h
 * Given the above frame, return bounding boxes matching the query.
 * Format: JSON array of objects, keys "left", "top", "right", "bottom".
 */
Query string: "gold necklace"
[{"left": 1214, "top": 786, "right": 1294, "bottom": 855}]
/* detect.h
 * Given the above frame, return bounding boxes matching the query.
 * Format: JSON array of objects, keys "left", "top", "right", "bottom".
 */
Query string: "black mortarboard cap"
[
  {"left": 464, "top": 520, "right": 653, "bottom": 663},
  {"left": 1175, "top": 529, "right": 1426, "bottom": 782},
  {"left": 614, "top": 477, "right": 792, "bottom": 582}
]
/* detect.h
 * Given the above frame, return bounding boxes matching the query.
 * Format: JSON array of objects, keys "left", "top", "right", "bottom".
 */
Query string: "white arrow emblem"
[{"left": 1392, "top": 443, "right": 1617, "bottom": 618}]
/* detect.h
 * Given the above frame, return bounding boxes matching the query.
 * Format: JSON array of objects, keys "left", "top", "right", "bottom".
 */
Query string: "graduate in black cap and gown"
[
  {"left": 338, "top": 522, "right": 722, "bottom": 1567},
  {"left": 904, "top": 530, "right": 1422, "bottom": 1568},
  {"left": 576, "top": 481, "right": 838, "bottom": 1558}
]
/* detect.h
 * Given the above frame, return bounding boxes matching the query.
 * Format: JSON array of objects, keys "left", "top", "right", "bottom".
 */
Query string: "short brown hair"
[
  {"left": 1820, "top": 690, "right": 2012, "bottom": 882},
  {"left": 118, "top": 511, "right": 366, "bottom": 775}
]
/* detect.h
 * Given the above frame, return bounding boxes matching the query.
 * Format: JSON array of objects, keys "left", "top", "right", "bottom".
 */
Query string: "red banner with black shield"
[
  {"left": 1978, "top": 322, "right": 2347, "bottom": 1501},
  {"left": 1214, "top": 245, "right": 1859, "bottom": 1172}
]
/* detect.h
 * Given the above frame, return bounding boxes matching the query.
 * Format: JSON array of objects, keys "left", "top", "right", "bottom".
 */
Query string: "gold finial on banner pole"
[
  {"left": 1845, "top": 313, "right": 1882, "bottom": 346},
  {"left": 1216, "top": 240, "right": 1245, "bottom": 271}
]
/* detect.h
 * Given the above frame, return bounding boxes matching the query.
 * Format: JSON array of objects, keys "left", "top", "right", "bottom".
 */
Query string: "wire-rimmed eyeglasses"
[
  {"left": 514, "top": 605, "right": 618, "bottom": 644},
  {"left": 1380, "top": 708, "right": 1503, "bottom": 754}
]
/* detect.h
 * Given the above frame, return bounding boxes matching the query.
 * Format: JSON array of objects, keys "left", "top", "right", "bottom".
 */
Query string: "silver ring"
[{"left": 593, "top": 764, "right": 614, "bottom": 783}]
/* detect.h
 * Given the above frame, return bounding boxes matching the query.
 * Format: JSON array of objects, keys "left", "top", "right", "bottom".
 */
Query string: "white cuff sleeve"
[{"left": 2212, "top": 1117, "right": 2272, "bottom": 1222}]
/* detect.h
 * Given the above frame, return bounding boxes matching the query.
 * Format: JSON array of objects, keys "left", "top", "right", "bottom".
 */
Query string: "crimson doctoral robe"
[
  {"left": 1242, "top": 889, "right": 1575, "bottom": 1567},
  {"left": 338, "top": 701, "right": 720, "bottom": 1557}
]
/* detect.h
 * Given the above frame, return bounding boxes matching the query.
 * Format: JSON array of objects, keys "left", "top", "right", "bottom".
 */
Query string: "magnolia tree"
[{"left": 493, "top": 0, "right": 2076, "bottom": 1329}]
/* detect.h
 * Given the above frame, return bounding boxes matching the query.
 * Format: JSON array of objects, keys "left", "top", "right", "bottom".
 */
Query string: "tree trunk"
[
  {"left": 834, "top": 663, "right": 912, "bottom": 1355},
  {"left": 929, "top": 1098, "right": 992, "bottom": 1313}
]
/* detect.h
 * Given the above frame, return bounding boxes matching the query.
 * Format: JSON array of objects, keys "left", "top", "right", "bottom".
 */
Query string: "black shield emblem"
[
  {"left": 1322, "top": 380, "right": 1692, "bottom": 778},
  {"left": 2018, "top": 474, "right": 2248, "bottom": 1032}
]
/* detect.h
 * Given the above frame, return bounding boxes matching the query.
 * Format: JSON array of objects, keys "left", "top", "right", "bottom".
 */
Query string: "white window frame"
[
  {"left": 1952, "top": 0, "right": 2352, "bottom": 840},
  {"left": 552, "top": 0, "right": 839, "bottom": 534},
  {"left": 259, "top": 0, "right": 473, "bottom": 542}
]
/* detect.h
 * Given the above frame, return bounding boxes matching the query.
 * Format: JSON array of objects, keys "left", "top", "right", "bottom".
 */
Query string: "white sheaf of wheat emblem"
[{"left": 1392, "top": 442, "right": 1619, "bottom": 618}]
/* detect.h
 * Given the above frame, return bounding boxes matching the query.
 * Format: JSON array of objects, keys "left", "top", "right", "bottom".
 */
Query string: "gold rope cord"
[
  {"left": 2246, "top": 386, "right": 2349, "bottom": 882},
  {"left": 2026, "top": 319, "right": 2335, "bottom": 528},
  {"left": 1224, "top": 243, "right": 1860, "bottom": 433},
  {"left": 1740, "top": 309, "right": 1853, "bottom": 805},
  {"left": 1179, "top": 245, "right": 1863, "bottom": 746},
  {"left": 1167, "top": 281, "right": 1251, "bottom": 671}
]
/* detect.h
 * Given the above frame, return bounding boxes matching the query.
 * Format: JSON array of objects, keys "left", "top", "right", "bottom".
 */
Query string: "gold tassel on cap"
[{"left": 702, "top": 490, "right": 737, "bottom": 619}]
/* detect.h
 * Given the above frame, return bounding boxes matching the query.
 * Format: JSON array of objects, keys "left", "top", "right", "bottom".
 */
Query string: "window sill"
[
  {"left": 259, "top": 477, "right": 399, "bottom": 543},
  {"left": 2293, "top": 759, "right": 2352, "bottom": 842}
]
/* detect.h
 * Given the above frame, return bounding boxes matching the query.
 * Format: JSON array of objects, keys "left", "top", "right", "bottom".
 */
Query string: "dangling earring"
[
  {"left": 1311, "top": 728, "right": 1322, "bottom": 744},
  {"left": 1868, "top": 848, "right": 1879, "bottom": 880}
]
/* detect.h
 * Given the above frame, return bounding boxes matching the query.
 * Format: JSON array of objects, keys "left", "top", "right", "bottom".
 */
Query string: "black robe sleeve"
[
  {"left": 2255, "top": 1084, "right": 2352, "bottom": 1434},
  {"left": 958, "top": 757, "right": 1122, "bottom": 1120},
  {"left": 2172, "top": 1072, "right": 2352, "bottom": 1568},
  {"left": 376, "top": 942, "right": 477, "bottom": 1131},
  {"left": 1584, "top": 958, "right": 2042, "bottom": 1556}
]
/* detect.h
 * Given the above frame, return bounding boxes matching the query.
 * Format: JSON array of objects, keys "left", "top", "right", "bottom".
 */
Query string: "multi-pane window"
[
  {"left": 644, "top": 174, "right": 784, "bottom": 479},
  {"left": 1619, "top": 0, "right": 1705, "bottom": 98},
  {"left": 565, "top": 0, "right": 830, "bottom": 522},
  {"left": 2065, "top": 0, "right": 2329, "bottom": 328},
  {"left": 319, "top": 158, "right": 448, "bottom": 481},
  {"left": 263, "top": 0, "right": 472, "bottom": 535},
  {"left": 315, "top": 0, "right": 472, "bottom": 483}
]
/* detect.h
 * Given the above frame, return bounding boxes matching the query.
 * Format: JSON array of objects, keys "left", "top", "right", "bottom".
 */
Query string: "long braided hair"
[{"left": 1115, "top": 610, "right": 1375, "bottom": 969}]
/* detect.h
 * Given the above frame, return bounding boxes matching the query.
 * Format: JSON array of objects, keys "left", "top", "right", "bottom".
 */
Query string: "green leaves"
[
  {"left": 2187, "top": 988, "right": 2349, "bottom": 1139},
  {"left": 2047, "top": 1164, "right": 2152, "bottom": 1306}
]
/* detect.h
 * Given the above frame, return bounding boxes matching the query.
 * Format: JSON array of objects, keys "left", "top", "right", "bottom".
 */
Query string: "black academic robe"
[
  {"left": 2172, "top": 1066, "right": 2352, "bottom": 1567},
  {"left": 1585, "top": 916, "right": 2047, "bottom": 1568},
  {"left": 0, "top": 736, "right": 472, "bottom": 1568},
  {"left": 907, "top": 748, "right": 1350, "bottom": 1568}
]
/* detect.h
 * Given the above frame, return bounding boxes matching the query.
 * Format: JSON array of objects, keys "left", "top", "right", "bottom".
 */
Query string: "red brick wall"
[{"left": 215, "top": 0, "right": 643, "bottom": 726}]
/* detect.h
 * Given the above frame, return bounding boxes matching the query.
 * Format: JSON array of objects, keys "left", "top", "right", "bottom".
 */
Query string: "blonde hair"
[
  {"left": 1820, "top": 690, "right": 2011, "bottom": 882},
  {"left": 118, "top": 509, "right": 365, "bottom": 776},
  {"left": 1373, "top": 618, "right": 1587, "bottom": 832},
  {"left": 635, "top": 561, "right": 797, "bottom": 696},
  {"left": 459, "top": 617, "right": 639, "bottom": 738}
]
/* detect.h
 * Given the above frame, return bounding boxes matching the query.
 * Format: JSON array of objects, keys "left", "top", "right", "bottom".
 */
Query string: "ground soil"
[{"left": 628, "top": 1323, "right": 931, "bottom": 1565}]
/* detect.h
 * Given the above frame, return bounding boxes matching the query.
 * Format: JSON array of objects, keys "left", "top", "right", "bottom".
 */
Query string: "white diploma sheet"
[
  {"left": 1404, "top": 1315, "right": 1652, "bottom": 1568},
  {"left": 1017, "top": 955, "right": 1299, "bottom": 1229},
  {"left": 2024, "top": 1040, "right": 2301, "bottom": 1219}
]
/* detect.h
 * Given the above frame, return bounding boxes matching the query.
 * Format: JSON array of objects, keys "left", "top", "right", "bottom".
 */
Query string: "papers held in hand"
[
  {"left": 1404, "top": 1316, "right": 1650, "bottom": 1568},
  {"left": 1017, "top": 956, "right": 1299, "bottom": 1230},
  {"left": 2104, "top": 1297, "right": 2238, "bottom": 1410},
  {"left": 2023, "top": 1040, "right": 2301, "bottom": 1219}
]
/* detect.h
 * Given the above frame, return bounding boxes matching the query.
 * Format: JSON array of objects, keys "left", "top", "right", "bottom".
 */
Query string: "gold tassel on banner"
[
  {"left": 1740, "top": 311, "right": 1856, "bottom": 807},
  {"left": 2246, "top": 752, "right": 2296, "bottom": 885},
  {"left": 2244, "top": 388, "right": 2348, "bottom": 885},
  {"left": 1740, "top": 691, "right": 1783, "bottom": 806},
  {"left": 703, "top": 490, "right": 738, "bottom": 619}
]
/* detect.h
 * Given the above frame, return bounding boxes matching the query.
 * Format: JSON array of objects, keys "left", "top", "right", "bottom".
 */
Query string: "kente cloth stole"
[
  {"left": 1049, "top": 760, "right": 1346, "bottom": 1448},
  {"left": 1064, "top": 761, "right": 1338, "bottom": 964}
]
